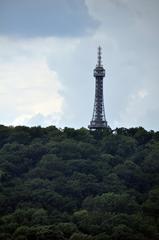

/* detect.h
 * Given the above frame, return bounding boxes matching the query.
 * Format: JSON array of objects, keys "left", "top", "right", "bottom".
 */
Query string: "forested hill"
[{"left": 0, "top": 125, "right": 159, "bottom": 240}]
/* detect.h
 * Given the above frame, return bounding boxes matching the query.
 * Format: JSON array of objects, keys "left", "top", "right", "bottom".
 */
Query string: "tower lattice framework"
[{"left": 88, "top": 46, "right": 107, "bottom": 129}]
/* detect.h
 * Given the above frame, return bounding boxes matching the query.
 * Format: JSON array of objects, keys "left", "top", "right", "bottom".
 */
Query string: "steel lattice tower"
[{"left": 88, "top": 46, "right": 108, "bottom": 129}]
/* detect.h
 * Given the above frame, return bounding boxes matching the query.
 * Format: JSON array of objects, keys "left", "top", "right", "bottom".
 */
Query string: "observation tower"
[{"left": 88, "top": 46, "right": 108, "bottom": 129}]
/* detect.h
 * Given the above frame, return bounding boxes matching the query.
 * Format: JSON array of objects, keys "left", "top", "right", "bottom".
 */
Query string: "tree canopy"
[{"left": 0, "top": 125, "right": 158, "bottom": 240}]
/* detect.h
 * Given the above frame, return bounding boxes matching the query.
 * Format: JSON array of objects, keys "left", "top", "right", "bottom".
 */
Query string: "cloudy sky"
[{"left": 0, "top": 0, "right": 159, "bottom": 130}]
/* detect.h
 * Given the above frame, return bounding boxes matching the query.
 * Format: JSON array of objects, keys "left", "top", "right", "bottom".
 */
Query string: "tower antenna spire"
[{"left": 97, "top": 46, "right": 102, "bottom": 66}]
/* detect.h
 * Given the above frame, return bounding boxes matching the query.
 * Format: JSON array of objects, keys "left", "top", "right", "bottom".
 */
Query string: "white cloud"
[
  {"left": 12, "top": 113, "right": 62, "bottom": 127},
  {"left": 119, "top": 90, "right": 149, "bottom": 126},
  {"left": 0, "top": 44, "right": 64, "bottom": 126},
  {"left": 138, "top": 89, "right": 148, "bottom": 99}
]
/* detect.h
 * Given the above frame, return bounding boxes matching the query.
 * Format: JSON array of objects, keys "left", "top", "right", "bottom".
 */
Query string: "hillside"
[{"left": 0, "top": 125, "right": 159, "bottom": 240}]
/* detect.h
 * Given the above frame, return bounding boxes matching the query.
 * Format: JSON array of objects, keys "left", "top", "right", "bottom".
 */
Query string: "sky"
[{"left": 0, "top": 0, "right": 159, "bottom": 130}]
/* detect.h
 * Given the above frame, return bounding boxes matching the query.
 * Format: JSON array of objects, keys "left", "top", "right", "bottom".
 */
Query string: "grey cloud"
[{"left": 0, "top": 0, "right": 98, "bottom": 37}]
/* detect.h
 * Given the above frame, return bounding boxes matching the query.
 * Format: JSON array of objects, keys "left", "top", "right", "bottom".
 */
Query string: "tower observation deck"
[{"left": 88, "top": 46, "right": 108, "bottom": 129}]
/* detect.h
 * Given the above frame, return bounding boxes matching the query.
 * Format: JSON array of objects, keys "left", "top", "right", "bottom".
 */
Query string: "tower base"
[{"left": 88, "top": 120, "right": 107, "bottom": 130}]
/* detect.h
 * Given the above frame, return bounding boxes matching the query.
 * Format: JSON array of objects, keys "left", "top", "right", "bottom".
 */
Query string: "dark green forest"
[{"left": 0, "top": 125, "right": 159, "bottom": 240}]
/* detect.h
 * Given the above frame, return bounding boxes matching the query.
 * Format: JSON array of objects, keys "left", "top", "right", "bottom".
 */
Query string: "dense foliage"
[{"left": 0, "top": 125, "right": 159, "bottom": 240}]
